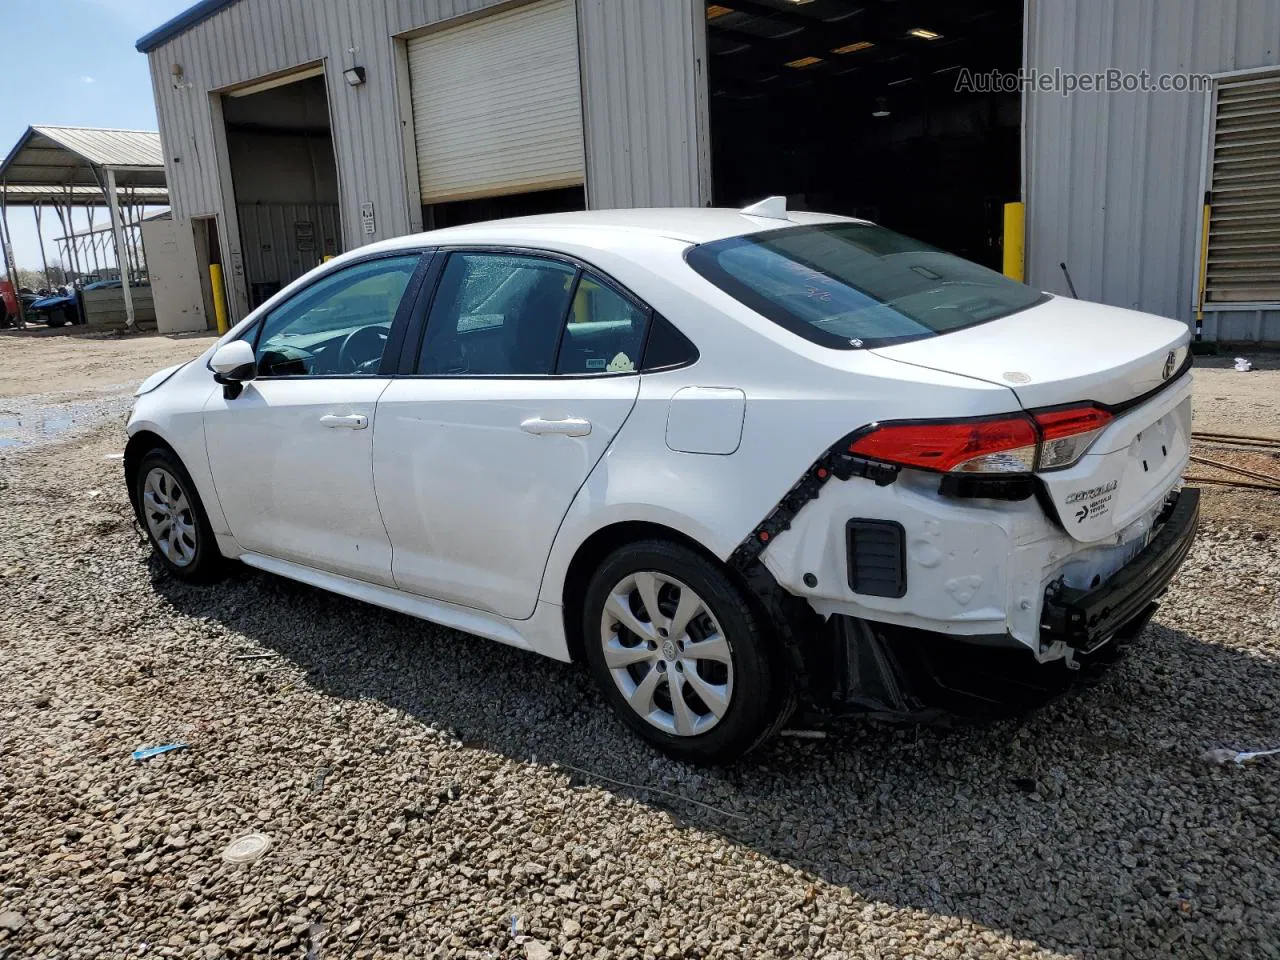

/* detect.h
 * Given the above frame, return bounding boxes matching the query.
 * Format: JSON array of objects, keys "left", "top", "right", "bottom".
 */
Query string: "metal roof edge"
[
  {"left": 0, "top": 126, "right": 165, "bottom": 189},
  {"left": 136, "top": 0, "right": 242, "bottom": 53},
  {"left": 0, "top": 127, "right": 39, "bottom": 183}
]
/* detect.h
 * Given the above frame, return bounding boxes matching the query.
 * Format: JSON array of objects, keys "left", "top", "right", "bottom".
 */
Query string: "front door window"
[{"left": 254, "top": 255, "right": 421, "bottom": 377}]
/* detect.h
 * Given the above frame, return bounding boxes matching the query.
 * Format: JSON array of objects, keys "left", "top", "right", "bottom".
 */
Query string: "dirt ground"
[
  {"left": 0, "top": 326, "right": 219, "bottom": 401},
  {"left": 1189, "top": 351, "right": 1280, "bottom": 436},
  {"left": 1183, "top": 352, "right": 1280, "bottom": 531}
]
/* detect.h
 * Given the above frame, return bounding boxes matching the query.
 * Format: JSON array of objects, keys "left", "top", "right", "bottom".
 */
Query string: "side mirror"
[{"left": 210, "top": 340, "right": 257, "bottom": 399}]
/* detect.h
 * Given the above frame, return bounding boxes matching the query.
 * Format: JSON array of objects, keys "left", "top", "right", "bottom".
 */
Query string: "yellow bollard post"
[
  {"left": 1190, "top": 200, "right": 1212, "bottom": 347},
  {"left": 1196, "top": 203, "right": 1211, "bottom": 323},
  {"left": 1002, "top": 202, "right": 1025, "bottom": 282},
  {"left": 209, "top": 263, "right": 229, "bottom": 335}
]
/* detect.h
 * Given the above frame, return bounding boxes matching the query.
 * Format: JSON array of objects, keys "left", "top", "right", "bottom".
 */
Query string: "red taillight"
[
  {"left": 849, "top": 405, "right": 1115, "bottom": 475},
  {"left": 849, "top": 415, "right": 1039, "bottom": 474},
  {"left": 1033, "top": 405, "right": 1113, "bottom": 440},
  {"left": 1033, "top": 404, "right": 1113, "bottom": 469}
]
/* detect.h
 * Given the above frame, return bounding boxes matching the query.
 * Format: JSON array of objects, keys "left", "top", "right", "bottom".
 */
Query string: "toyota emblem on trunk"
[{"left": 1162, "top": 351, "right": 1176, "bottom": 380}]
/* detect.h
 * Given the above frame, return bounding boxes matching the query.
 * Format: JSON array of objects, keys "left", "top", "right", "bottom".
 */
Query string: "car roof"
[{"left": 366, "top": 207, "right": 862, "bottom": 254}]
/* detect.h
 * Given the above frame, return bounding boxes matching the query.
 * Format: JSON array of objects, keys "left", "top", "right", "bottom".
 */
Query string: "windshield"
[{"left": 686, "top": 222, "right": 1046, "bottom": 349}]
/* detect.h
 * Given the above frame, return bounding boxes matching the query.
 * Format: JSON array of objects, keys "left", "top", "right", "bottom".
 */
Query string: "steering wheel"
[{"left": 337, "top": 325, "right": 388, "bottom": 373}]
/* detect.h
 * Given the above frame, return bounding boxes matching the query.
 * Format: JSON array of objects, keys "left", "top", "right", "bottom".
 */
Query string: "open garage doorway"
[
  {"left": 706, "top": 0, "right": 1022, "bottom": 270},
  {"left": 221, "top": 69, "right": 342, "bottom": 309}
]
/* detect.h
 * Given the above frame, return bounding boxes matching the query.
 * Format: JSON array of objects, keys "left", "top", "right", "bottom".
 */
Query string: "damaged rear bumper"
[
  {"left": 1040, "top": 486, "right": 1199, "bottom": 652},
  {"left": 806, "top": 488, "right": 1199, "bottom": 721}
]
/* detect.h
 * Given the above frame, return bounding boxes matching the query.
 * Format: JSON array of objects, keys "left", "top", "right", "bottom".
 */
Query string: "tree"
[
  {"left": 13, "top": 266, "right": 68, "bottom": 291},
  {"left": 15, "top": 268, "right": 45, "bottom": 291},
  {"left": 42, "top": 264, "right": 69, "bottom": 286}
]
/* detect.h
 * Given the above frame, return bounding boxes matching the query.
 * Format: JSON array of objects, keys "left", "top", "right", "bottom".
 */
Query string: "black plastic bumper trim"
[
  {"left": 846, "top": 519, "right": 907, "bottom": 598},
  {"left": 1041, "top": 487, "right": 1199, "bottom": 649},
  {"left": 729, "top": 445, "right": 899, "bottom": 571}
]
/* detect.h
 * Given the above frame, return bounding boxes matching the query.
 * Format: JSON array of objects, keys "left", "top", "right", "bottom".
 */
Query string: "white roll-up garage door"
[{"left": 406, "top": 0, "right": 585, "bottom": 205}]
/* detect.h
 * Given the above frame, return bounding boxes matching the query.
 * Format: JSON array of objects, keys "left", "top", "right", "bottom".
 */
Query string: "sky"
[{"left": 0, "top": 0, "right": 191, "bottom": 279}]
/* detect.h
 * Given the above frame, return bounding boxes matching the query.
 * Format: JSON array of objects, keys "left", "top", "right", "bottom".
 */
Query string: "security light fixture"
[
  {"left": 343, "top": 66, "right": 367, "bottom": 86},
  {"left": 907, "top": 27, "right": 942, "bottom": 40},
  {"left": 832, "top": 41, "right": 874, "bottom": 55},
  {"left": 872, "top": 97, "right": 891, "bottom": 117},
  {"left": 785, "top": 56, "right": 824, "bottom": 69}
]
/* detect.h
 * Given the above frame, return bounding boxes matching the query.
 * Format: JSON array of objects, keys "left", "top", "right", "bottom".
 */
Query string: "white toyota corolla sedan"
[{"left": 125, "top": 201, "right": 1198, "bottom": 763}]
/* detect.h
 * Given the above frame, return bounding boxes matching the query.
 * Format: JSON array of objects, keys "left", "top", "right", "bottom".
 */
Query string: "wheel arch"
[
  {"left": 123, "top": 429, "right": 179, "bottom": 520},
  {"left": 559, "top": 519, "right": 773, "bottom": 665},
  {"left": 123, "top": 423, "right": 230, "bottom": 540}
]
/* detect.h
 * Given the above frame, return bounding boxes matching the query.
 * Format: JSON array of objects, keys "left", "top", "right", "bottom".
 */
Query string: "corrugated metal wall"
[
  {"left": 1025, "top": 0, "right": 1280, "bottom": 341},
  {"left": 237, "top": 203, "right": 342, "bottom": 303},
  {"left": 147, "top": 0, "right": 706, "bottom": 321},
  {"left": 577, "top": 0, "right": 705, "bottom": 208}
]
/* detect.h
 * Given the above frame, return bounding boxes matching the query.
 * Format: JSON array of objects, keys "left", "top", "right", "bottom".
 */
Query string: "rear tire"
[
  {"left": 582, "top": 539, "right": 792, "bottom": 764},
  {"left": 134, "top": 447, "right": 226, "bottom": 583}
]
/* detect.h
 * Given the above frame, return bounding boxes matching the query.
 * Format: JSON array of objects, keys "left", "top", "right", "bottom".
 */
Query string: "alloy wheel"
[
  {"left": 142, "top": 466, "right": 198, "bottom": 568},
  {"left": 599, "top": 571, "right": 734, "bottom": 736}
]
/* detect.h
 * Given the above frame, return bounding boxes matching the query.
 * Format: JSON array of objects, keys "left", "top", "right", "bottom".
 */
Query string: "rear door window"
[
  {"left": 417, "top": 253, "right": 577, "bottom": 375},
  {"left": 417, "top": 254, "right": 653, "bottom": 377},
  {"left": 555, "top": 274, "right": 648, "bottom": 374},
  {"left": 686, "top": 222, "right": 1046, "bottom": 349}
]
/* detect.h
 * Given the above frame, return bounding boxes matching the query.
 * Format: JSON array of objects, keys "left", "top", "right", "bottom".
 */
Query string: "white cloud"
[{"left": 80, "top": 76, "right": 97, "bottom": 84}]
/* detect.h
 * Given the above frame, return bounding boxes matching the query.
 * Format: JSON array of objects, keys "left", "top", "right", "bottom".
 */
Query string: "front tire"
[
  {"left": 134, "top": 447, "right": 226, "bottom": 583},
  {"left": 582, "top": 539, "right": 792, "bottom": 764}
]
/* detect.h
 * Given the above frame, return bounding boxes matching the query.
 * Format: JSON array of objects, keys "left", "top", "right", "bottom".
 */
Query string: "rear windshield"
[{"left": 686, "top": 222, "right": 1047, "bottom": 349}]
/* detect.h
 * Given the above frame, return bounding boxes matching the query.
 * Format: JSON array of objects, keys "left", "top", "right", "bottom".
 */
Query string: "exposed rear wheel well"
[{"left": 561, "top": 521, "right": 753, "bottom": 664}]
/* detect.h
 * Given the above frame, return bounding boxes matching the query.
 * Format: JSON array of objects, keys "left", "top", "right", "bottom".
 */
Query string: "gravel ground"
[{"left": 0, "top": 337, "right": 1279, "bottom": 958}]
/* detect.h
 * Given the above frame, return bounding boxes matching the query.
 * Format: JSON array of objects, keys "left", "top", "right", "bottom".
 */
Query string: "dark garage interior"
[
  {"left": 423, "top": 184, "right": 586, "bottom": 231},
  {"left": 706, "top": 0, "right": 1023, "bottom": 269},
  {"left": 222, "top": 73, "right": 343, "bottom": 307}
]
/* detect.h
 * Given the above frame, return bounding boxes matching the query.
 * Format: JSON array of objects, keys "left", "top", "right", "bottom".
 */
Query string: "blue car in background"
[
  {"left": 29, "top": 280, "right": 134, "bottom": 327},
  {"left": 29, "top": 289, "right": 81, "bottom": 327}
]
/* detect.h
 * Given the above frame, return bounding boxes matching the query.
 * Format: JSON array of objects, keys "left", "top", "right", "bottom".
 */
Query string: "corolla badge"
[{"left": 1162, "top": 351, "right": 1176, "bottom": 380}]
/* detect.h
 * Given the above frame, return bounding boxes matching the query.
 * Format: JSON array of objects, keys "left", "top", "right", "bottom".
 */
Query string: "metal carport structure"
[
  {"left": 0, "top": 126, "right": 169, "bottom": 328},
  {"left": 48, "top": 194, "right": 168, "bottom": 285}
]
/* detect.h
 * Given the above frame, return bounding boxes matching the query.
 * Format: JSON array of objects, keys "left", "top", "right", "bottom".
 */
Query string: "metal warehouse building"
[{"left": 140, "top": 0, "right": 1280, "bottom": 341}]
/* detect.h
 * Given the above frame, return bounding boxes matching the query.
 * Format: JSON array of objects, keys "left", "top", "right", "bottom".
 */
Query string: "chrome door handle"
[
  {"left": 320, "top": 414, "right": 369, "bottom": 430},
  {"left": 520, "top": 416, "right": 592, "bottom": 437}
]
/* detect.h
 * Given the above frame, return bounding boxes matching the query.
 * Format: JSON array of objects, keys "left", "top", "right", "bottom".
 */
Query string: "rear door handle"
[
  {"left": 320, "top": 414, "right": 369, "bottom": 430},
  {"left": 520, "top": 416, "right": 592, "bottom": 437}
]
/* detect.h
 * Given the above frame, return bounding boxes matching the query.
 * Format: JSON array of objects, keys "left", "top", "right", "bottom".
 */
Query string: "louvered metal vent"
[
  {"left": 1206, "top": 72, "right": 1280, "bottom": 304},
  {"left": 845, "top": 520, "right": 907, "bottom": 599}
]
